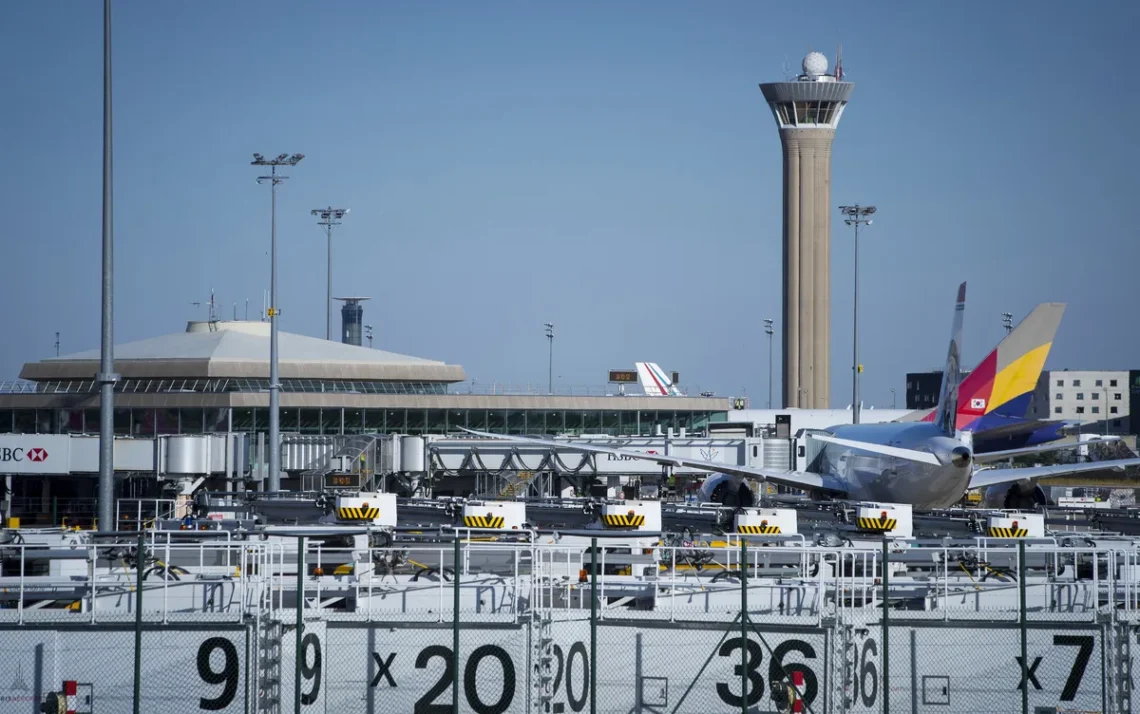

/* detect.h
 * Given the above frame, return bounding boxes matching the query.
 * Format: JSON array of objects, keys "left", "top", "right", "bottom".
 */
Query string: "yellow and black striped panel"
[
  {"left": 737, "top": 525, "right": 782, "bottom": 534},
  {"left": 856, "top": 517, "right": 898, "bottom": 531},
  {"left": 602, "top": 514, "right": 646, "bottom": 528},
  {"left": 988, "top": 527, "right": 1029, "bottom": 538},
  {"left": 463, "top": 515, "right": 506, "bottom": 529},
  {"left": 336, "top": 507, "right": 380, "bottom": 521}
]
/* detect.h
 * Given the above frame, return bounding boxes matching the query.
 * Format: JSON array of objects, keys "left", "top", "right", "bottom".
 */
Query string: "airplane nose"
[{"left": 950, "top": 446, "right": 972, "bottom": 468}]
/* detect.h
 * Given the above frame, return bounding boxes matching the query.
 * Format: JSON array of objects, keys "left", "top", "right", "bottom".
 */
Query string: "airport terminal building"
[{"left": 0, "top": 320, "right": 730, "bottom": 440}]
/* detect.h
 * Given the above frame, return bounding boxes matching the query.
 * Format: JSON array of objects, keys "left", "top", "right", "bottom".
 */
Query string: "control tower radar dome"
[{"left": 802, "top": 51, "right": 828, "bottom": 77}]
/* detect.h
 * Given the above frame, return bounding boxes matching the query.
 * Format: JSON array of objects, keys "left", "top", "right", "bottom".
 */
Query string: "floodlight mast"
[
  {"left": 839, "top": 204, "right": 876, "bottom": 424},
  {"left": 97, "top": 0, "right": 118, "bottom": 532},
  {"left": 253, "top": 152, "right": 304, "bottom": 492},
  {"left": 311, "top": 207, "right": 349, "bottom": 341}
]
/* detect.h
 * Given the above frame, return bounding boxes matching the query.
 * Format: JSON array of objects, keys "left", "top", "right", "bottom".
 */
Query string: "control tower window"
[{"left": 793, "top": 101, "right": 836, "bottom": 125}]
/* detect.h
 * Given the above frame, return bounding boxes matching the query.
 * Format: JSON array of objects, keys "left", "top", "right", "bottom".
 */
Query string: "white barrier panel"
[
  {"left": 878, "top": 623, "right": 1105, "bottom": 713},
  {"left": 0, "top": 626, "right": 249, "bottom": 714},
  {"left": 285, "top": 621, "right": 529, "bottom": 714},
  {"left": 559, "top": 621, "right": 830, "bottom": 714}
]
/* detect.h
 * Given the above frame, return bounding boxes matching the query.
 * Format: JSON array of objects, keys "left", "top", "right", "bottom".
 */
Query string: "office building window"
[
  {"left": 1096, "top": 379, "right": 1103, "bottom": 387},
  {"left": 1073, "top": 379, "right": 1081, "bottom": 387},
  {"left": 1076, "top": 406, "right": 1085, "bottom": 414},
  {"left": 1113, "top": 419, "right": 1122, "bottom": 428},
  {"left": 1092, "top": 406, "right": 1100, "bottom": 414},
  {"left": 1114, "top": 393, "right": 1122, "bottom": 400},
  {"left": 1111, "top": 406, "right": 1119, "bottom": 414},
  {"left": 1055, "top": 393, "right": 1063, "bottom": 400},
  {"left": 1054, "top": 406, "right": 1062, "bottom": 414},
  {"left": 1056, "top": 379, "right": 1064, "bottom": 387},
  {"left": 1110, "top": 379, "right": 1118, "bottom": 387},
  {"left": 1076, "top": 393, "right": 1084, "bottom": 400},
  {"left": 1091, "top": 392, "right": 1099, "bottom": 400}
]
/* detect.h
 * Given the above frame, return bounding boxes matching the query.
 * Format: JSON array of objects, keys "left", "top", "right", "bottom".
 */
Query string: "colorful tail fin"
[
  {"left": 635, "top": 362, "right": 681, "bottom": 396},
  {"left": 917, "top": 302, "right": 1066, "bottom": 431},
  {"left": 933, "top": 282, "right": 967, "bottom": 435}
]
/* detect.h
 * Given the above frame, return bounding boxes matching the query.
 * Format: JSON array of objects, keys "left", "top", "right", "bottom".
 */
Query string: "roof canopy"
[{"left": 20, "top": 321, "right": 466, "bottom": 383}]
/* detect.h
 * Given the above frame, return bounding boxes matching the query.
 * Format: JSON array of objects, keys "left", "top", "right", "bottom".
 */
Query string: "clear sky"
[{"left": 1, "top": 1, "right": 1137, "bottom": 406}]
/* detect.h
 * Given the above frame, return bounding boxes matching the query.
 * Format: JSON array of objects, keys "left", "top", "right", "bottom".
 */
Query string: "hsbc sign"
[
  {"left": 0, "top": 435, "right": 71, "bottom": 474},
  {"left": 2, "top": 446, "right": 49, "bottom": 462}
]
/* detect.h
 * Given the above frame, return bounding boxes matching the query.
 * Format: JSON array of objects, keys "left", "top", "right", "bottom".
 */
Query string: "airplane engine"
[
  {"left": 982, "top": 481, "right": 1049, "bottom": 510},
  {"left": 697, "top": 472, "right": 755, "bottom": 508}
]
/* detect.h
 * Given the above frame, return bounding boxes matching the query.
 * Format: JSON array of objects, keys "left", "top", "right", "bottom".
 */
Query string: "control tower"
[
  {"left": 334, "top": 297, "right": 370, "bottom": 346},
  {"left": 760, "top": 51, "right": 853, "bottom": 409}
]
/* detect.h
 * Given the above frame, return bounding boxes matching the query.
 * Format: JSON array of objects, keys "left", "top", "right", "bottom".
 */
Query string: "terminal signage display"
[{"left": 608, "top": 370, "right": 637, "bottom": 384}]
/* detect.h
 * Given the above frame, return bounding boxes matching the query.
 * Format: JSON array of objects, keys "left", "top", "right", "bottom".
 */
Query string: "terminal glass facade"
[{"left": 0, "top": 407, "right": 726, "bottom": 438}]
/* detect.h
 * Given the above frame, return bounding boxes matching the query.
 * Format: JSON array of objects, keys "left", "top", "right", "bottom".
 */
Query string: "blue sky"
[{"left": 1, "top": 1, "right": 1137, "bottom": 407}]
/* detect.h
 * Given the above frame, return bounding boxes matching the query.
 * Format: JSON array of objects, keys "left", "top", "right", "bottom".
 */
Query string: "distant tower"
[
  {"left": 334, "top": 297, "right": 370, "bottom": 346},
  {"left": 760, "top": 50, "right": 854, "bottom": 409}
]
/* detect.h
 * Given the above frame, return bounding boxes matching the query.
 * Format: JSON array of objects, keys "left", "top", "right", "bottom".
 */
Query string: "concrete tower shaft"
[{"left": 760, "top": 69, "right": 853, "bottom": 409}]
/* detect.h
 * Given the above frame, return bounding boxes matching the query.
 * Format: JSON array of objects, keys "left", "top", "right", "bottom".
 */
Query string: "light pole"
[
  {"left": 840, "top": 204, "right": 876, "bottom": 423},
  {"left": 253, "top": 152, "right": 304, "bottom": 492},
  {"left": 311, "top": 206, "right": 349, "bottom": 341},
  {"left": 364, "top": 324, "right": 373, "bottom": 348},
  {"left": 1002, "top": 312, "right": 1013, "bottom": 335},
  {"left": 890, "top": 388, "right": 896, "bottom": 409},
  {"left": 763, "top": 318, "right": 774, "bottom": 409},
  {"left": 97, "top": 0, "right": 119, "bottom": 532},
  {"left": 544, "top": 323, "right": 554, "bottom": 395}
]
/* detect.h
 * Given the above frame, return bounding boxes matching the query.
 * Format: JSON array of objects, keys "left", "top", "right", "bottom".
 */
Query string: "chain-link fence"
[{"left": 0, "top": 533, "right": 1136, "bottom": 713}]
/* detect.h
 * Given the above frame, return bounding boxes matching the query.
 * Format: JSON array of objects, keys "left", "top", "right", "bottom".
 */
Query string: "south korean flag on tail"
[{"left": 970, "top": 398, "right": 986, "bottom": 410}]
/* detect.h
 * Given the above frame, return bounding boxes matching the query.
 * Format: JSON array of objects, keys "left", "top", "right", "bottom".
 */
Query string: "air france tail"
[
  {"left": 635, "top": 362, "right": 682, "bottom": 396},
  {"left": 933, "top": 282, "right": 967, "bottom": 435}
]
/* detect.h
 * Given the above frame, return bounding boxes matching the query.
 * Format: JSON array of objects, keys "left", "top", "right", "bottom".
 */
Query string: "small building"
[{"left": 1027, "top": 370, "right": 1133, "bottom": 435}]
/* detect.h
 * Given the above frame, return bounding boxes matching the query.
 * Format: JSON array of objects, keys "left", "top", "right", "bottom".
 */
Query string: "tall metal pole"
[
  {"left": 840, "top": 204, "right": 876, "bottom": 424},
  {"left": 254, "top": 153, "right": 304, "bottom": 493},
  {"left": 326, "top": 220, "right": 331, "bottom": 340},
  {"left": 311, "top": 207, "right": 348, "bottom": 341},
  {"left": 763, "top": 318, "right": 774, "bottom": 409},
  {"left": 270, "top": 167, "right": 280, "bottom": 492},
  {"left": 132, "top": 529, "right": 144, "bottom": 714},
  {"left": 1002, "top": 312, "right": 1014, "bottom": 335},
  {"left": 97, "top": 0, "right": 119, "bottom": 533},
  {"left": 544, "top": 323, "right": 554, "bottom": 395},
  {"left": 853, "top": 217, "right": 859, "bottom": 423},
  {"left": 296, "top": 536, "right": 304, "bottom": 714}
]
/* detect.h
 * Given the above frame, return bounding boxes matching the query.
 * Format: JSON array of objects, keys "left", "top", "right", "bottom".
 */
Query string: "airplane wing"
[
  {"left": 973, "top": 436, "right": 1122, "bottom": 464},
  {"left": 458, "top": 429, "right": 848, "bottom": 495},
  {"left": 968, "top": 456, "right": 1140, "bottom": 490}
]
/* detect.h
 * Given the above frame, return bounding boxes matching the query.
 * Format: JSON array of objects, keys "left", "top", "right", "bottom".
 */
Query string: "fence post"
[
  {"left": 740, "top": 537, "right": 748, "bottom": 714},
  {"left": 296, "top": 536, "right": 304, "bottom": 714},
  {"left": 453, "top": 533, "right": 461, "bottom": 713},
  {"left": 1026, "top": 538, "right": 1035, "bottom": 711},
  {"left": 132, "top": 529, "right": 144, "bottom": 714},
  {"left": 591, "top": 537, "right": 598, "bottom": 714},
  {"left": 882, "top": 538, "right": 889, "bottom": 714}
]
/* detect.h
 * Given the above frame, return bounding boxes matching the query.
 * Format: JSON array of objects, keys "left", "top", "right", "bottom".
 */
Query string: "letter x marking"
[
  {"left": 370, "top": 653, "right": 396, "bottom": 687},
  {"left": 1015, "top": 656, "right": 1042, "bottom": 691}
]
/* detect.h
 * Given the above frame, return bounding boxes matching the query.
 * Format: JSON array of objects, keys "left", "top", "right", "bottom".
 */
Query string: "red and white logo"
[
  {"left": 26, "top": 448, "right": 48, "bottom": 462},
  {"left": 970, "top": 398, "right": 986, "bottom": 410}
]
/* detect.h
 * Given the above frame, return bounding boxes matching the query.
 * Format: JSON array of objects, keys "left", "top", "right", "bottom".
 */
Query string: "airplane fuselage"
[{"left": 817, "top": 422, "right": 972, "bottom": 509}]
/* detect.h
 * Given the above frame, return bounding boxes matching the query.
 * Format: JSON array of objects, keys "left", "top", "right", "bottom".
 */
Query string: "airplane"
[
  {"left": 636, "top": 362, "right": 682, "bottom": 396},
  {"left": 463, "top": 282, "right": 1140, "bottom": 511}
]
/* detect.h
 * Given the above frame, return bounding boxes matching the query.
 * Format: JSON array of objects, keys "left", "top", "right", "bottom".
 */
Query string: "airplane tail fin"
[
  {"left": 933, "top": 282, "right": 967, "bottom": 435},
  {"left": 915, "top": 301, "right": 1066, "bottom": 431},
  {"left": 955, "top": 302, "right": 1066, "bottom": 432},
  {"left": 636, "top": 362, "right": 681, "bottom": 396}
]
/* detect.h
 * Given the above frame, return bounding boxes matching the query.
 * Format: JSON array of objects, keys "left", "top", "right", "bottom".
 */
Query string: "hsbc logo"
[{"left": 0, "top": 447, "right": 48, "bottom": 463}]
